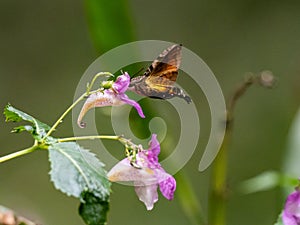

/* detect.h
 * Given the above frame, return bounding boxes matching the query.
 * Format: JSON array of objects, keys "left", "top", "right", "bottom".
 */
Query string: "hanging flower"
[
  {"left": 77, "top": 72, "right": 145, "bottom": 128},
  {"left": 283, "top": 188, "right": 300, "bottom": 225},
  {"left": 107, "top": 134, "right": 176, "bottom": 210}
]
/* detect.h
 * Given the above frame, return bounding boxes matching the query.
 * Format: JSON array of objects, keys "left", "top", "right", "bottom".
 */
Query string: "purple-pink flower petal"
[
  {"left": 118, "top": 94, "right": 145, "bottom": 118},
  {"left": 107, "top": 134, "right": 176, "bottom": 210},
  {"left": 107, "top": 157, "right": 155, "bottom": 183},
  {"left": 135, "top": 184, "right": 158, "bottom": 210},
  {"left": 77, "top": 91, "right": 123, "bottom": 128},
  {"left": 77, "top": 72, "right": 145, "bottom": 127},
  {"left": 146, "top": 134, "right": 160, "bottom": 168},
  {"left": 283, "top": 189, "right": 300, "bottom": 225},
  {"left": 112, "top": 72, "right": 130, "bottom": 93},
  {"left": 159, "top": 175, "right": 176, "bottom": 200}
]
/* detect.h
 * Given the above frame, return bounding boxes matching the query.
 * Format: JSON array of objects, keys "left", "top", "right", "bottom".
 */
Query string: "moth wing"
[{"left": 145, "top": 44, "right": 182, "bottom": 90}]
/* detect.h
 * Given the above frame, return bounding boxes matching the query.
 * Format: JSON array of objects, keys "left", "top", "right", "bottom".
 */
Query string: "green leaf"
[
  {"left": 49, "top": 142, "right": 111, "bottom": 200},
  {"left": 238, "top": 171, "right": 280, "bottom": 194},
  {"left": 11, "top": 125, "right": 34, "bottom": 133},
  {"left": 84, "top": 0, "right": 135, "bottom": 52},
  {"left": 282, "top": 107, "right": 300, "bottom": 194},
  {"left": 238, "top": 170, "right": 299, "bottom": 195},
  {"left": 79, "top": 191, "right": 109, "bottom": 225},
  {"left": 4, "top": 104, "right": 51, "bottom": 141}
]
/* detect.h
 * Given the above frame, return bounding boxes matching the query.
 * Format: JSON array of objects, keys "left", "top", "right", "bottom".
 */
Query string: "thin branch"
[
  {"left": 86, "top": 72, "right": 114, "bottom": 95},
  {"left": 209, "top": 71, "right": 276, "bottom": 225},
  {"left": 58, "top": 135, "right": 121, "bottom": 143},
  {"left": 43, "top": 93, "right": 86, "bottom": 139},
  {"left": 0, "top": 145, "right": 38, "bottom": 164},
  {"left": 44, "top": 72, "right": 114, "bottom": 139}
]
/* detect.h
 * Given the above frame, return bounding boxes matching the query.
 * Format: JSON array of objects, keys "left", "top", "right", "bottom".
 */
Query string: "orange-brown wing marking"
[{"left": 145, "top": 44, "right": 182, "bottom": 89}]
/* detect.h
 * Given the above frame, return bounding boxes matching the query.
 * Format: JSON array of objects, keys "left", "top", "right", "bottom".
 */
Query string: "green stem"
[
  {"left": 209, "top": 74, "right": 263, "bottom": 225},
  {"left": 44, "top": 93, "right": 86, "bottom": 139},
  {"left": 175, "top": 172, "right": 207, "bottom": 225},
  {"left": 44, "top": 88, "right": 103, "bottom": 139},
  {"left": 86, "top": 72, "right": 114, "bottom": 95},
  {"left": 58, "top": 135, "right": 143, "bottom": 156},
  {"left": 44, "top": 72, "right": 114, "bottom": 140},
  {"left": 209, "top": 126, "right": 231, "bottom": 225},
  {"left": 0, "top": 145, "right": 38, "bottom": 163},
  {"left": 0, "top": 72, "right": 116, "bottom": 164},
  {"left": 208, "top": 71, "right": 276, "bottom": 225},
  {"left": 58, "top": 135, "right": 120, "bottom": 142}
]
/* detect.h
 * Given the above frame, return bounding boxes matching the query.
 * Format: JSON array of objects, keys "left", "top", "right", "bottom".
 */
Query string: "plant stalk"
[
  {"left": 58, "top": 135, "right": 121, "bottom": 142},
  {"left": 44, "top": 72, "right": 114, "bottom": 139},
  {"left": 209, "top": 73, "right": 272, "bottom": 225},
  {"left": 0, "top": 145, "right": 38, "bottom": 163}
]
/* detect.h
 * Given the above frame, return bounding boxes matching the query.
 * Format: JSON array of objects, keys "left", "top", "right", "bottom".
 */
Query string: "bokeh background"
[{"left": 0, "top": 0, "right": 300, "bottom": 225}]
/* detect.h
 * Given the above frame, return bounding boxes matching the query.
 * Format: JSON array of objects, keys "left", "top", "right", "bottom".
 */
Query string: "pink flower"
[
  {"left": 283, "top": 189, "right": 300, "bottom": 225},
  {"left": 77, "top": 72, "right": 145, "bottom": 128},
  {"left": 107, "top": 134, "right": 176, "bottom": 210}
]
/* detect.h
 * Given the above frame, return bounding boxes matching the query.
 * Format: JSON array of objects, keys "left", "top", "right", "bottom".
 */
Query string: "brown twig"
[
  {"left": 227, "top": 70, "right": 276, "bottom": 126},
  {"left": 0, "top": 205, "right": 39, "bottom": 225}
]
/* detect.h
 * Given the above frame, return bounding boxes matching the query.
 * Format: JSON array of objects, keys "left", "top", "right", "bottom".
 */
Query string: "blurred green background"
[{"left": 0, "top": 0, "right": 300, "bottom": 225}]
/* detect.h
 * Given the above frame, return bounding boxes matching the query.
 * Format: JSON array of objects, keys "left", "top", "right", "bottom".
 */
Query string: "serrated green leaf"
[
  {"left": 49, "top": 142, "right": 111, "bottom": 201},
  {"left": 4, "top": 104, "right": 51, "bottom": 141},
  {"left": 79, "top": 191, "right": 109, "bottom": 225}
]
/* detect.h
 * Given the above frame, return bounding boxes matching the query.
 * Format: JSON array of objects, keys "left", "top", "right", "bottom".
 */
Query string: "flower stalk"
[
  {"left": 209, "top": 71, "right": 276, "bottom": 225},
  {"left": 45, "top": 72, "right": 115, "bottom": 139},
  {"left": 58, "top": 135, "right": 121, "bottom": 143},
  {"left": 0, "top": 145, "right": 39, "bottom": 163},
  {"left": 0, "top": 72, "right": 121, "bottom": 163},
  {"left": 86, "top": 72, "right": 114, "bottom": 95}
]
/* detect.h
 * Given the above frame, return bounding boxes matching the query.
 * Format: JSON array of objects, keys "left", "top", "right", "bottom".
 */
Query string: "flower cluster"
[{"left": 78, "top": 72, "right": 176, "bottom": 210}]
